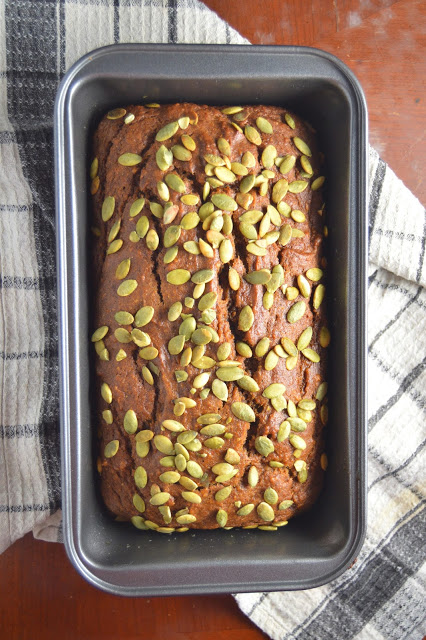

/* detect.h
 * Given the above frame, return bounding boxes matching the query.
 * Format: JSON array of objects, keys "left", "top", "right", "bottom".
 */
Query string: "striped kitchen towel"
[{"left": 0, "top": 1, "right": 424, "bottom": 639}]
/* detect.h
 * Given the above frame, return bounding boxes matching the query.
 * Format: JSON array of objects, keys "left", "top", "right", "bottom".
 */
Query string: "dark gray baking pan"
[{"left": 55, "top": 44, "right": 368, "bottom": 596}]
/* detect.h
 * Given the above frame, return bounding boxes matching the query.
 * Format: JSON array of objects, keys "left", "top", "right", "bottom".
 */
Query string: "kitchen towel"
[{"left": 0, "top": 1, "right": 424, "bottom": 639}]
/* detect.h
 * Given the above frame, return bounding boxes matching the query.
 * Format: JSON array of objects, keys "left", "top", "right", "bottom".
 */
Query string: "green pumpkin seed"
[
  {"left": 295, "top": 327, "right": 311, "bottom": 351},
  {"left": 191, "top": 328, "right": 212, "bottom": 346},
  {"left": 123, "top": 409, "right": 138, "bottom": 434},
  {"left": 104, "top": 439, "right": 119, "bottom": 458},
  {"left": 107, "top": 107, "right": 126, "bottom": 119},
  {"left": 212, "top": 462, "right": 234, "bottom": 476},
  {"left": 102, "top": 196, "right": 115, "bottom": 222},
  {"left": 193, "top": 372, "right": 210, "bottom": 388},
  {"left": 108, "top": 219, "right": 121, "bottom": 243},
  {"left": 163, "top": 246, "right": 178, "bottom": 264},
  {"left": 288, "top": 180, "right": 308, "bottom": 194},
  {"left": 215, "top": 367, "right": 244, "bottom": 382},
  {"left": 209, "top": 379, "right": 227, "bottom": 402},
  {"left": 271, "top": 395, "right": 287, "bottom": 411},
  {"left": 216, "top": 137, "right": 230, "bottom": 156},
  {"left": 236, "top": 342, "right": 252, "bottom": 358},
  {"left": 312, "top": 176, "right": 325, "bottom": 190},
  {"left": 319, "top": 326, "right": 331, "bottom": 348},
  {"left": 118, "top": 153, "right": 142, "bottom": 166},
  {"left": 157, "top": 180, "right": 170, "bottom": 202},
  {"left": 182, "top": 241, "right": 200, "bottom": 256},
  {"left": 287, "top": 417, "right": 307, "bottom": 432},
  {"left": 167, "top": 269, "right": 191, "bottom": 285},
  {"left": 198, "top": 292, "right": 217, "bottom": 311},
  {"left": 302, "top": 348, "right": 320, "bottom": 362},
  {"left": 200, "top": 424, "right": 226, "bottom": 437},
  {"left": 216, "top": 343, "right": 231, "bottom": 361},
  {"left": 306, "top": 268, "right": 323, "bottom": 281},
  {"left": 257, "top": 501, "right": 274, "bottom": 521},
  {"left": 90, "top": 157, "right": 99, "bottom": 179},
  {"left": 228, "top": 268, "right": 240, "bottom": 291},
  {"left": 231, "top": 402, "right": 256, "bottom": 422},
  {"left": 167, "top": 301, "right": 182, "bottom": 322},
  {"left": 186, "top": 460, "right": 203, "bottom": 479},
  {"left": 293, "top": 137, "right": 312, "bottom": 156},
  {"left": 300, "top": 155, "right": 313, "bottom": 174},
  {"left": 134, "top": 466, "right": 148, "bottom": 489},
  {"left": 255, "top": 337, "right": 270, "bottom": 357},
  {"left": 313, "top": 284, "right": 325, "bottom": 309},
  {"left": 298, "top": 399, "right": 316, "bottom": 411},
  {"left": 204, "top": 436, "right": 224, "bottom": 449},
  {"left": 132, "top": 306, "right": 153, "bottom": 328},
  {"left": 224, "top": 448, "right": 240, "bottom": 465},
  {"left": 229, "top": 163, "right": 247, "bottom": 177},
  {"left": 289, "top": 434, "right": 306, "bottom": 450},
  {"left": 238, "top": 174, "right": 254, "bottom": 195},
  {"left": 179, "top": 135, "right": 194, "bottom": 153},
  {"left": 162, "top": 419, "right": 185, "bottom": 433},
  {"left": 235, "top": 503, "right": 253, "bottom": 517},
  {"left": 211, "top": 192, "right": 238, "bottom": 212},
  {"left": 115, "top": 259, "right": 130, "bottom": 280},
  {"left": 264, "top": 348, "right": 279, "bottom": 370},
  {"left": 191, "top": 269, "right": 214, "bottom": 285},
  {"left": 272, "top": 178, "right": 289, "bottom": 203},
  {"left": 238, "top": 306, "right": 254, "bottom": 332},
  {"left": 255, "top": 436, "right": 274, "bottom": 457},
  {"left": 287, "top": 301, "right": 306, "bottom": 324},
  {"left": 162, "top": 225, "right": 180, "bottom": 248},
  {"left": 263, "top": 383, "right": 286, "bottom": 399},
  {"left": 264, "top": 487, "right": 279, "bottom": 505},
  {"left": 244, "top": 270, "right": 271, "bottom": 285},
  {"left": 179, "top": 317, "right": 196, "bottom": 340},
  {"left": 316, "top": 382, "right": 328, "bottom": 403},
  {"left": 136, "top": 440, "right": 150, "bottom": 458},
  {"left": 106, "top": 239, "right": 122, "bottom": 255},
  {"left": 139, "top": 346, "right": 158, "bottom": 360},
  {"left": 246, "top": 466, "right": 258, "bottom": 488},
  {"left": 150, "top": 492, "right": 170, "bottom": 506},
  {"left": 215, "top": 486, "right": 232, "bottom": 503},
  {"left": 277, "top": 420, "right": 291, "bottom": 442},
  {"left": 180, "top": 212, "right": 199, "bottom": 230},
  {"left": 91, "top": 326, "right": 108, "bottom": 342},
  {"left": 145, "top": 229, "right": 159, "bottom": 250},
  {"left": 214, "top": 166, "right": 236, "bottom": 183},
  {"left": 141, "top": 366, "right": 153, "bottom": 385},
  {"left": 154, "top": 435, "right": 174, "bottom": 455},
  {"left": 237, "top": 376, "right": 260, "bottom": 393},
  {"left": 244, "top": 125, "right": 261, "bottom": 145},
  {"left": 216, "top": 509, "right": 228, "bottom": 528},
  {"left": 155, "top": 121, "right": 178, "bottom": 141},
  {"left": 102, "top": 409, "right": 113, "bottom": 424},
  {"left": 256, "top": 117, "right": 273, "bottom": 134},
  {"left": 167, "top": 334, "right": 185, "bottom": 355},
  {"left": 278, "top": 500, "right": 293, "bottom": 511},
  {"left": 284, "top": 112, "right": 295, "bottom": 129},
  {"left": 165, "top": 173, "right": 186, "bottom": 194},
  {"left": 171, "top": 144, "right": 192, "bottom": 162},
  {"left": 180, "top": 491, "right": 201, "bottom": 505},
  {"left": 219, "top": 238, "right": 233, "bottom": 264},
  {"left": 260, "top": 144, "right": 276, "bottom": 169},
  {"left": 132, "top": 494, "right": 146, "bottom": 513},
  {"left": 279, "top": 155, "right": 296, "bottom": 175},
  {"left": 239, "top": 151, "right": 254, "bottom": 168},
  {"left": 156, "top": 144, "right": 173, "bottom": 171}
]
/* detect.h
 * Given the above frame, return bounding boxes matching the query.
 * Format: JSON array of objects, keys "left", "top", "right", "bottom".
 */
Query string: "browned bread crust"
[{"left": 90, "top": 103, "right": 328, "bottom": 533}]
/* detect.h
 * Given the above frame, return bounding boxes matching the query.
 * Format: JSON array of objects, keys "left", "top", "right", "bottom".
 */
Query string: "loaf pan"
[{"left": 55, "top": 44, "right": 368, "bottom": 596}]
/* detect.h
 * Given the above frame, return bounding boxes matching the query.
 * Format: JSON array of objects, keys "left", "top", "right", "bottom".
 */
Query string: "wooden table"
[{"left": 1, "top": 2, "right": 424, "bottom": 639}]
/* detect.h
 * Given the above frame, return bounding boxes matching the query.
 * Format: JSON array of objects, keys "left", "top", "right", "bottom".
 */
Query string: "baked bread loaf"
[{"left": 90, "top": 103, "right": 328, "bottom": 533}]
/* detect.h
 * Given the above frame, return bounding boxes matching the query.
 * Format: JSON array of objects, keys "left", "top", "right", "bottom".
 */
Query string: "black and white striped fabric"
[{"left": 0, "top": 1, "right": 424, "bottom": 637}]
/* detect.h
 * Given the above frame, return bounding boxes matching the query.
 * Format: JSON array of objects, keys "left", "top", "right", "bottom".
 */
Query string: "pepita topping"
[{"left": 92, "top": 103, "right": 327, "bottom": 533}]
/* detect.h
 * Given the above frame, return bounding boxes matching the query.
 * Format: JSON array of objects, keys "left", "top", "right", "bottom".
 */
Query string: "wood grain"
[{"left": 2, "top": 2, "right": 425, "bottom": 638}]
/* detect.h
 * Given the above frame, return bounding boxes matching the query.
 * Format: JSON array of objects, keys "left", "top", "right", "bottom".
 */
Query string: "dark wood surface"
[{"left": 2, "top": 2, "right": 425, "bottom": 639}]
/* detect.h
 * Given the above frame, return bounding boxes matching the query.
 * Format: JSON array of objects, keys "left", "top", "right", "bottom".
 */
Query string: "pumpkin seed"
[
  {"left": 149, "top": 491, "right": 170, "bottom": 506},
  {"left": 122, "top": 409, "right": 138, "bottom": 434},
  {"left": 237, "top": 376, "right": 260, "bottom": 393},
  {"left": 302, "top": 348, "right": 320, "bottom": 363},
  {"left": 279, "top": 155, "right": 296, "bottom": 175},
  {"left": 306, "top": 268, "right": 323, "bottom": 282},
  {"left": 167, "top": 269, "right": 191, "bottom": 285},
  {"left": 215, "top": 367, "right": 244, "bottom": 382},
  {"left": 255, "top": 337, "right": 270, "bottom": 357},
  {"left": 257, "top": 502, "right": 274, "bottom": 521},
  {"left": 107, "top": 107, "right": 126, "bottom": 120},
  {"left": 238, "top": 306, "right": 254, "bottom": 332},
  {"left": 256, "top": 116, "right": 273, "bottom": 134},
  {"left": 198, "top": 292, "right": 217, "bottom": 311},
  {"left": 216, "top": 509, "right": 228, "bottom": 528},
  {"left": 287, "top": 417, "right": 307, "bottom": 432},
  {"left": 155, "top": 121, "right": 178, "bottom": 141},
  {"left": 271, "top": 396, "right": 287, "bottom": 411},
  {"left": 102, "top": 409, "right": 113, "bottom": 424},
  {"left": 320, "top": 405, "right": 328, "bottom": 425},
  {"left": 106, "top": 239, "right": 122, "bottom": 255},
  {"left": 131, "top": 494, "right": 145, "bottom": 513},
  {"left": 284, "top": 112, "right": 295, "bottom": 128},
  {"left": 231, "top": 402, "right": 256, "bottom": 423},
  {"left": 255, "top": 436, "right": 274, "bottom": 457},
  {"left": 297, "top": 407, "right": 312, "bottom": 422},
  {"left": 101, "top": 196, "right": 115, "bottom": 222},
  {"left": 228, "top": 268, "right": 240, "bottom": 291},
  {"left": 162, "top": 225, "right": 180, "bottom": 248},
  {"left": 163, "top": 246, "right": 178, "bottom": 264},
  {"left": 185, "top": 460, "right": 203, "bottom": 479},
  {"left": 293, "top": 137, "right": 312, "bottom": 156},
  {"left": 319, "top": 326, "right": 331, "bottom": 347},
  {"left": 264, "top": 487, "right": 279, "bottom": 505},
  {"left": 162, "top": 420, "right": 185, "bottom": 433},
  {"left": 118, "top": 153, "right": 142, "bottom": 166},
  {"left": 316, "top": 381, "right": 328, "bottom": 402},
  {"left": 153, "top": 435, "right": 174, "bottom": 455},
  {"left": 264, "top": 349, "right": 279, "bottom": 370},
  {"left": 288, "top": 180, "right": 308, "bottom": 194},
  {"left": 244, "top": 125, "right": 261, "bottom": 145},
  {"left": 272, "top": 178, "right": 289, "bottom": 203},
  {"left": 219, "top": 238, "right": 233, "bottom": 264},
  {"left": 212, "top": 379, "right": 228, "bottom": 402},
  {"left": 244, "top": 269, "right": 271, "bottom": 285},
  {"left": 193, "top": 372, "right": 210, "bottom": 388},
  {"left": 211, "top": 193, "right": 238, "bottom": 212},
  {"left": 200, "top": 424, "right": 226, "bottom": 437},
  {"left": 170, "top": 144, "right": 192, "bottom": 162},
  {"left": 277, "top": 420, "right": 291, "bottom": 442},
  {"left": 191, "top": 269, "right": 214, "bottom": 285},
  {"left": 157, "top": 180, "right": 170, "bottom": 202},
  {"left": 90, "top": 157, "right": 99, "bottom": 180},
  {"left": 312, "top": 176, "right": 325, "bottom": 190},
  {"left": 300, "top": 155, "right": 313, "bottom": 174},
  {"left": 134, "top": 466, "right": 148, "bottom": 489},
  {"left": 139, "top": 346, "right": 158, "bottom": 360},
  {"left": 236, "top": 342, "right": 252, "bottom": 358},
  {"left": 136, "top": 440, "right": 150, "bottom": 458},
  {"left": 145, "top": 229, "right": 159, "bottom": 250},
  {"left": 290, "top": 434, "right": 306, "bottom": 450},
  {"left": 263, "top": 383, "right": 286, "bottom": 399},
  {"left": 104, "top": 439, "right": 119, "bottom": 458},
  {"left": 165, "top": 172, "right": 186, "bottom": 194},
  {"left": 295, "top": 327, "right": 311, "bottom": 351},
  {"left": 179, "top": 317, "right": 196, "bottom": 340},
  {"left": 287, "top": 301, "right": 306, "bottom": 324},
  {"left": 204, "top": 436, "right": 224, "bottom": 449},
  {"left": 114, "top": 311, "right": 133, "bottom": 327},
  {"left": 136, "top": 429, "right": 154, "bottom": 443},
  {"left": 101, "top": 382, "right": 113, "bottom": 404},
  {"left": 90, "top": 175, "right": 100, "bottom": 195},
  {"left": 91, "top": 326, "right": 108, "bottom": 342},
  {"left": 313, "top": 284, "right": 325, "bottom": 309}
]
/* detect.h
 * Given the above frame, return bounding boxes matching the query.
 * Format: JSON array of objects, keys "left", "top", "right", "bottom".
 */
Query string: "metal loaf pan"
[{"left": 55, "top": 44, "right": 368, "bottom": 596}]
